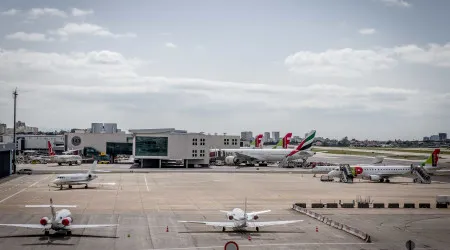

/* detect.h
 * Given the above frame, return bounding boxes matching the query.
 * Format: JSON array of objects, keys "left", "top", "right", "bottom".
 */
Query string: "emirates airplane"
[
  {"left": 0, "top": 198, "right": 117, "bottom": 235},
  {"left": 179, "top": 198, "right": 302, "bottom": 232},
  {"left": 224, "top": 130, "right": 316, "bottom": 166}
]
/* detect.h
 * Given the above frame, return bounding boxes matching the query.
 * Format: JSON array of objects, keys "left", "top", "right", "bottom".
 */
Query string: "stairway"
[
  {"left": 339, "top": 164, "right": 354, "bottom": 183},
  {"left": 412, "top": 166, "right": 431, "bottom": 184}
]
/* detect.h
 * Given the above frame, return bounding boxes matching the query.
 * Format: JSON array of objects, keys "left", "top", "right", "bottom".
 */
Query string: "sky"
[{"left": 0, "top": 0, "right": 449, "bottom": 140}]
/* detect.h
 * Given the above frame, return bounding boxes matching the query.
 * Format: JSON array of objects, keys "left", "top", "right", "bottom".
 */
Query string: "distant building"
[
  {"left": 0, "top": 123, "right": 6, "bottom": 135},
  {"left": 430, "top": 135, "right": 440, "bottom": 141},
  {"left": 439, "top": 133, "right": 447, "bottom": 141},
  {"left": 272, "top": 131, "right": 280, "bottom": 142},
  {"left": 241, "top": 131, "right": 253, "bottom": 141},
  {"left": 91, "top": 123, "right": 118, "bottom": 134},
  {"left": 264, "top": 132, "right": 270, "bottom": 142},
  {"left": 423, "top": 136, "right": 430, "bottom": 141}
]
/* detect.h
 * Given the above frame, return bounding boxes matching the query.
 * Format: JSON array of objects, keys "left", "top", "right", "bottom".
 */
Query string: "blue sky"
[{"left": 0, "top": 0, "right": 449, "bottom": 140}]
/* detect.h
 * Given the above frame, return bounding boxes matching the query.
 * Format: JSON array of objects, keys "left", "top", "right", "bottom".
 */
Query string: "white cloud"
[
  {"left": 285, "top": 48, "right": 397, "bottom": 77},
  {"left": 71, "top": 8, "right": 94, "bottom": 17},
  {"left": 359, "top": 28, "right": 376, "bottom": 35},
  {"left": 50, "top": 23, "right": 136, "bottom": 39},
  {"left": 1, "top": 9, "right": 20, "bottom": 16},
  {"left": 28, "top": 8, "right": 68, "bottom": 19},
  {"left": 0, "top": 47, "right": 446, "bottom": 139},
  {"left": 392, "top": 43, "right": 450, "bottom": 67},
  {"left": 5, "top": 32, "right": 54, "bottom": 42},
  {"left": 285, "top": 43, "right": 450, "bottom": 78},
  {"left": 379, "top": 0, "right": 411, "bottom": 7},
  {"left": 165, "top": 42, "right": 177, "bottom": 48}
]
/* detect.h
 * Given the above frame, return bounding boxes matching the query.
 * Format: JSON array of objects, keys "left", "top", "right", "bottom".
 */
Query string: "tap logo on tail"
[{"left": 282, "top": 133, "right": 293, "bottom": 149}]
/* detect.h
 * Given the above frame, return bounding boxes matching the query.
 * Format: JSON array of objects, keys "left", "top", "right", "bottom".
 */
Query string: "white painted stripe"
[
  {"left": 144, "top": 175, "right": 150, "bottom": 192},
  {"left": 147, "top": 242, "right": 373, "bottom": 250},
  {"left": 0, "top": 176, "right": 50, "bottom": 204}
]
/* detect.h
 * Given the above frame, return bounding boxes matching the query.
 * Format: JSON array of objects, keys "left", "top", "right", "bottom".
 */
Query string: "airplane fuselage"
[
  {"left": 53, "top": 173, "right": 97, "bottom": 186},
  {"left": 221, "top": 148, "right": 314, "bottom": 162}
]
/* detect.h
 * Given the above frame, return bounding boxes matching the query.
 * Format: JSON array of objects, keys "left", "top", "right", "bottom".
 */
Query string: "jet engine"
[
  {"left": 61, "top": 217, "right": 72, "bottom": 226},
  {"left": 228, "top": 215, "right": 234, "bottom": 220},
  {"left": 225, "top": 156, "right": 240, "bottom": 165},
  {"left": 40, "top": 217, "right": 49, "bottom": 226},
  {"left": 369, "top": 175, "right": 381, "bottom": 181},
  {"left": 253, "top": 215, "right": 259, "bottom": 220}
]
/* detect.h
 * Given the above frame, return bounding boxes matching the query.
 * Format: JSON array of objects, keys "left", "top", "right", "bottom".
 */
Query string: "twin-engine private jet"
[
  {"left": 179, "top": 199, "right": 303, "bottom": 232},
  {"left": 0, "top": 198, "right": 117, "bottom": 235}
]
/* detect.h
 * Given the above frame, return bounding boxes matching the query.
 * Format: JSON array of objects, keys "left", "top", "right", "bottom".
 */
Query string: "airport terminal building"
[{"left": 130, "top": 128, "right": 239, "bottom": 168}]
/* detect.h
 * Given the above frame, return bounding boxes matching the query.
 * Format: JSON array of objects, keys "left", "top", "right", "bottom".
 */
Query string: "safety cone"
[
  {"left": 166, "top": 226, "right": 169, "bottom": 232},
  {"left": 316, "top": 226, "right": 318, "bottom": 232},
  {"left": 248, "top": 235, "right": 252, "bottom": 241}
]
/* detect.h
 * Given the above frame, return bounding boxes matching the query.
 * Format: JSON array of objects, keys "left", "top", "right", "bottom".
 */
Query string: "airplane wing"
[
  {"left": 234, "top": 152, "right": 259, "bottom": 162},
  {"left": 178, "top": 221, "right": 236, "bottom": 228},
  {"left": 219, "top": 210, "right": 230, "bottom": 213},
  {"left": 66, "top": 224, "right": 118, "bottom": 229},
  {"left": 246, "top": 220, "right": 303, "bottom": 227},
  {"left": 25, "top": 205, "right": 77, "bottom": 208},
  {"left": 247, "top": 210, "right": 271, "bottom": 216},
  {"left": 0, "top": 224, "right": 50, "bottom": 229}
]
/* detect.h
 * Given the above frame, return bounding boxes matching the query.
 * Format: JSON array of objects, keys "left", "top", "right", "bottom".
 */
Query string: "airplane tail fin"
[
  {"left": 88, "top": 161, "right": 98, "bottom": 175},
  {"left": 421, "top": 149, "right": 440, "bottom": 167},
  {"left": 273, "top": 138, "right": 283, "bottom": 149},
  {"left": 255, "top": 134, "right": 263, "bottom": 148},
  {"left": 286, "top": 130, "right": 316, "bottom": 157},
  {"left": 282, "top": 132, "right": 293, "bottom": 149},
  {"left": 244, "top": 197, "right": 247, "bottom": 216},
  {"left": 47, "top": 141, "right": 55, "bottom": 156},
  {"left": 50, "top": 198, "right": 56, "bottom": 219}
]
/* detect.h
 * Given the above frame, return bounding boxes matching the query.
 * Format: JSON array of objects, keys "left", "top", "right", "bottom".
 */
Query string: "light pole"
[{"left": 12, "top": 88, "right": 18, "bottom": 174}]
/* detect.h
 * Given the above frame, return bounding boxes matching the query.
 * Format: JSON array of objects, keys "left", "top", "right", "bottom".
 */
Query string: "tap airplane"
[
  {"left": 0, "top": 198, "right": 117, "bottom": 235},
  {"left": 52, "top": 161, "right": 112, "bottom": 189},
  {"left": 327, "top": 149, "right": 441, "bottom": 183},
  {"left": 179, "top": 198, "right": 302, "bottom": 232}
]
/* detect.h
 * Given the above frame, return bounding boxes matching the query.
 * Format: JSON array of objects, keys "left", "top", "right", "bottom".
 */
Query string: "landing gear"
[
  {"left": 256, "top": 227, "right": 259, "bottom": 232},
  {"left": 379, "top": 179, "right": 384, "bottom": 183},
  {"left": 222, "top": 227, "right": 226, "bottom": 232},
  {"left": 413, "top": 178, "right": 418, "bottom": 183},
  {"left": 84, "top": 185, "right": 88, "bottom": 189},
  {"left": 44, "top": 230, "right": 50, "bottom": 236},
  {"left": 69, "top": 162, "right": 73, "bottom": 166},
  {"left": 385, "top": 178, "right": 390, "bottom": 183},
  {"left": 60, "top": 185, "right": 63, "bottom": 190},
  {"left": 69, "top": 185, "right": 72, "bottom": 189},
  {"left": 66, "top": 230, "right": 72, "bottom": 236}
]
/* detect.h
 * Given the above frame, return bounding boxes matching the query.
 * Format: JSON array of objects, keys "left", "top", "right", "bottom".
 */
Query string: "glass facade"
[
  {"left": 135, "top": 136, "right": 168, "bottom": 157},
  {"left": 106, "top": 142, "right": 132, "bottom": 155}
]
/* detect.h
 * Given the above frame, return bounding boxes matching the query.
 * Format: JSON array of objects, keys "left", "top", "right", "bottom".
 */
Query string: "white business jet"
[
  {"left": 178, "top": 198, "right": 303, "bottom": 232},
  {"left": 0, "top": 198, "right": 117, "bottom": 235},
  {"left": 52, "top": 161, "right": 112, "bottom": 189}
]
